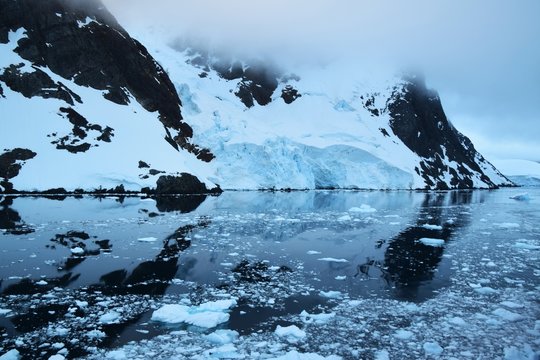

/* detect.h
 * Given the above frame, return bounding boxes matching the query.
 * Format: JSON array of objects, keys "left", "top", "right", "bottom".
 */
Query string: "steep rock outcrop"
[{"left": 0, "top": 0, "right": 212, "bottom": 161}]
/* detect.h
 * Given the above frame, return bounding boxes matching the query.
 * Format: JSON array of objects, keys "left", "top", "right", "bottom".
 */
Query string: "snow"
[
  {"left": 417, "top": 238, "right": 445, "bottom": 247},
  {"left": 274, "top": 325, "right": 306, "bottom": 342},
  {"left": 0, "top": 350, "right": 19, "bottom": 360},
  {"left": 151, "top": 299, "right": 236, "bottom": 328}
]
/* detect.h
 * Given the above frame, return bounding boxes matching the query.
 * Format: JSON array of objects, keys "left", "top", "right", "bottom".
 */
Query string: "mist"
[{"left": 103, "top": 0, "right": 540, "bottom": 161}]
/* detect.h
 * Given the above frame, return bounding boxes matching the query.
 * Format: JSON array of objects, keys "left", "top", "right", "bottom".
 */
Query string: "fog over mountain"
[{"left": 104, "top": 0, "right": 540, "bottom": 161}]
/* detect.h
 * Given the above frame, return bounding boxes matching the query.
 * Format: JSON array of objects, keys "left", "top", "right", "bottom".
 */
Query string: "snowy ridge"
[
  {"left": 118, "top": 26, "right": 511, "bottom": 190},
  {"left": 0, "top": 0, "right": 511, "bottom": 192},
  {"left": 0, "top": 30, "right": 214, "bottom": 192}
]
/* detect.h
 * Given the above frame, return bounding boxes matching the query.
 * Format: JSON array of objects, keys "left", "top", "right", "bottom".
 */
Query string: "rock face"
[
  {"left": 0, "top": 0, "right": 212, "bottom": 161},
  {"left": 0, "top": 148, "right": 36, "bottom": 192},
  {"left": 155, "top": 174, "right": 220, "bottom": 195},
  {"left": 386, "top": 75, "right": 505, "bottom": 189},
  {"left": 0, "top": 0, "right": 218, "bottom": 193},
  {"left": 0, "top": 0, "right": 512, "bottom": 191}
]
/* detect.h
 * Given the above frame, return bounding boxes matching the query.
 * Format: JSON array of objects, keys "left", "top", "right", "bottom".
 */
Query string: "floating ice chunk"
[
  {"left": 204, "top": 329, "right": 239, "bottom": 345},
  {"left": 474, "top": 287, "right": 498, "bottom": 295},
  {"left": 349, "top": 204, "right": 377, "bottom": 213},
  {"left": 0, "top": 349, "right": 20, "bottom": 360},
  {"left": 423, "top": 341, "right": 443, "bottom": 356},
  {"left": 104, "top": 350, "right": 127, "bottom": 359},
  {"left": 36, "top": 280, "right": 48, "bottom": 286},
  {"left": 0, "top": 309, "right": 11, "bottom": 315},
  {"left": 275, "top": 325, "right": 306, "bottom": 342},
  {"left": 509, "top": 193, "right": 530, "bottom": 201},
  {"left": 504, "top": 345, "right": 535, "bottom": 360},
  {"left": 319, "top": 290, "right": 342, "bottom": 299},
  {"left": 269, "top": 350, "right": 342, "bottom": 360},
  {"left": 99, "top": 311, "right": 120, "bottom": 324},
  {"left": 417, "top": 238, "right": 445, "bottom": 247},
  {"left": 494, "top": 223, "right": 520, "bottom": 229},
  {"left": 137, "top": 237, "right": 158, "bottom": 242},
  {"left": 393, "top": 329, "right": 414, "bottom": 340},
  {"left": 70, "top": 247, "right": 84, "bottom": 255},
  {"left": 307, "top": 250, "right": 322, "bottom": 255},
  {"left": 337, "top": 215, "right": 351, "bottom": 221},
  {"left": 500, "top": 301, "right": 524, "bottom": 309},
  {"left": 48, "top": 355, "right": 65, "bottom": 360},
  {"left": 514, "top": 242, "right": 540, "bottom": 250},
  {"left": 422, "top": 224, "right": 443, "bottom": 230},
  {"left": 334, "top": 276, "right": 347, "bottom": 280},
  {"left": 151, "top": 299, "right": 236, "bottom": 328},
  {"left": 85, "top": 330, "right": 106, "bottom": 338},
  {"left": 374, "top": 350, "right": 389, "bottom": 360},
  {"left": 300, "top": 310, "right": 335, "bottom": 324},
  {"left": 202, "top": 343, "right": 241, "bottom": 358},
  {"left": 448, "top": 317, "right": 467, "bottom": 326},
  {"left": 492, "top": 308, "right": 524, "bottom": 322},
  {"left": 317, "top": 258, "right": 348, "bottom": 263}
]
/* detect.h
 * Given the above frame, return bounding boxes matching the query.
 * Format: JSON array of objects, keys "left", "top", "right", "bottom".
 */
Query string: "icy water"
[{"left": 0, "top": 189, "right": 539, "bottom": 359}]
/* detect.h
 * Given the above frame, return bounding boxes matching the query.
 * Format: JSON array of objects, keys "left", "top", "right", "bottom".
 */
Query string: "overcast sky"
[{"left": 104, "top": 0, "right": 540, "bottom": 162}]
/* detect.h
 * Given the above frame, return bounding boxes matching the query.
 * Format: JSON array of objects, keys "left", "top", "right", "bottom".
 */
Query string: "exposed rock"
[
  {"left": 49, "top": 107, "right": 113, "bottom": 153},
  {"left": 0, "top": 0, "right": 213, "bottom": 160},
  {"left": 0, "top": 63, "right": 82, "bottom": 105},
  {"left": 281, "top": 85, "right": 301, "bottom": 104},
  {"left": 138, "top": 160, "right": 150, "bottom": 169},
  {"left": 387, "top": 74, "right": 511, "bottom": 189},
  {"left": 155, "top": 173, "right": 220, "bottom": 194},
  {"left": 0, "top": 148, "right": 37, "bottom": 192}
]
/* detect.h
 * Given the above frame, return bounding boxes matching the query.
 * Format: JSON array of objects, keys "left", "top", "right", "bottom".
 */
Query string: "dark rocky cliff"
[
  {"left": 385, "top": 75, "right": 512, "bottom": 189},
  {"left": 0, "top": 0, "right": 213, "bottom": 161}
]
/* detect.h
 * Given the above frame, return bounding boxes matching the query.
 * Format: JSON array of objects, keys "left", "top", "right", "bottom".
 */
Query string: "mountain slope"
[
  {"left": 0, "top": 0, "right": 217, "bottom": 193},
  {"left": 0, "top": 0, "right": 512, "bottom": 192},
  {"left": 119, "top": 28, "right": 512, "bottom": 190}
]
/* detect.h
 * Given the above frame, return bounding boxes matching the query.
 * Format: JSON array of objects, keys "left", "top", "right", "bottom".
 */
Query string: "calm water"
[{"left": 0, "top": 189, "right": 539, "bottom": 359}]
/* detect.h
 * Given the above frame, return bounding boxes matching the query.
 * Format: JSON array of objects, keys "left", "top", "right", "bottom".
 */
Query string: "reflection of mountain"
[
  {"left": 96, "top": 218, "right": 210, "bottom": 295},
  {"left": 0, "top": 196, "right": 34, "bottom": 235},
  {"left": 379, "top": 191, "right": 477, "bottom": 300}
]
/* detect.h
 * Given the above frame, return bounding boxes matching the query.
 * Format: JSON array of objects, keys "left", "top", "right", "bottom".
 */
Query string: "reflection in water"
[
  {"left": 380, "top": 191, "right": 480, "bottom": 300},
  {"left": 0, "top": 197, "right": 34, "bottom": 235}
]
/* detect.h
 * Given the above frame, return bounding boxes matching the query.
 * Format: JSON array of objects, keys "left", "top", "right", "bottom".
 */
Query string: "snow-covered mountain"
[
  {"left": 0, "top": 0, "right": 512, "bottom": 193},
  {"left": 491, "top": 159, "right": 540, "bottom": 187}
]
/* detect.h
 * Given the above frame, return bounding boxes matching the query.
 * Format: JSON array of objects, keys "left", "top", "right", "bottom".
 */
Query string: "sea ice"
[
  {"left": 421, "top": 224, "right": 443, "bottom": 230},
  {"left": 151, "top": 299, "right": 236, "bottom": 328},
  {"left": 492, "top": 308, "right": 524, "bottom": 322},
  {"left": 349, "top": 204, "right": 377, "bottom": 213},
  {"left": 423, "top": 341, "right": 444, "bottom": 356},
  {"left": 319, "top": 290, "right": 342, "bottom": 299},
  {"left": 0, "top": 349, "right": 20, "bottom": 360},
  {"left": 204, "top": 329, "right": 239, "bottom": 345},
  {"left": 417, "top": 238, "right": 445, "bottom": 247},
  {"left": 317, "top": 258, "right": 348, "bottom": 263},
  {"left": 274, "top": 325, "right": 306, "bottom": 342},
  {"left": 137, "top": 237, "right": 158, "bottom": 242},
  {"left": 269, "top": 350, "right": 341, "bottom": 360},
  {"left": 99, "top": 311, "right": 120, "bottom": 324},
  {"left": 393, "top": 329, "right": 414, "bottom": 340}
]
